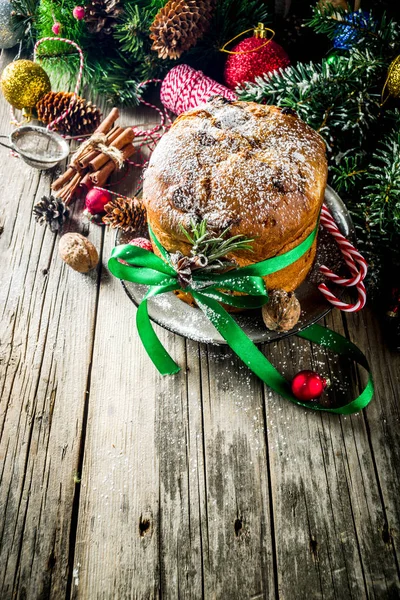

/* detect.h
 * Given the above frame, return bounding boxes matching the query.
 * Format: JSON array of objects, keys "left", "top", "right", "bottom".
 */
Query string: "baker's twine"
[
  {"left": 318, "top": 204, "right": 367, "bottom": 312},
  {"left": 72, "top": 132, "right": 124, "bottom": 168},
  {"left": 160, "top": 64, "right": 238, "bottom": 115}
]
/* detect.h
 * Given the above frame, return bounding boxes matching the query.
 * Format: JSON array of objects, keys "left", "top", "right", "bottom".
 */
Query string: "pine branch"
[
  {"left": 330, "top": 151, "right": 367, "bottom": 194},
  {"left": 10, "top": 0, "right": 39, "bottom": 49},
  {"left": 180, "top": 219, "right": 254, "bottom": 266},
  {"left": 306, "top": 5, "right": 400, "bottom": 56}
]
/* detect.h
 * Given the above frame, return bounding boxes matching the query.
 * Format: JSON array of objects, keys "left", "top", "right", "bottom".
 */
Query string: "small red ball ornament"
[
  {"left": 223, "top": 24, "right": 290, "bottom": 89},
  {"left": 52, "top": 22, "right": 61, "bottom": 35},
  {"left": 129, "top": 238, "right": 153, "bottom": 252},
  {"left": 73, "top": 6, "right": 85, "bottom": 20},
  {"left": 291, "top": 370, "right": 328, "bottom": 402},
  {"left": 84, "top": 188, "right": 112, "bottom": 218}
]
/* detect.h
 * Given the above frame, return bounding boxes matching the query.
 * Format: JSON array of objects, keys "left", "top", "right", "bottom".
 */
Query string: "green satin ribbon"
[{"left": 108, "top": 225, "right": 373, "bottom": 414}]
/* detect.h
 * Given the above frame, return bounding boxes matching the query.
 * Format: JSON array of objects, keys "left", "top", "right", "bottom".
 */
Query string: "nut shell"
[
  {"left": 262, "top": 289, "right": 301, "bottom": 332},
  {"left": 59, "top": 232, "right": 99, "bottom": 273}
]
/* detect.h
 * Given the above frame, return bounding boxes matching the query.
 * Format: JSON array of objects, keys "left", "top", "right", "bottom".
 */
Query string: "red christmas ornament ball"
[
  {"left": 129, "top": 238, "right": 153, "bottom": 252},
  {"left": 73, "top": 6, "right": 85, "bottom": 20},
  {"left": 84, "top": 188, "right": 112, "bottom": 216},
  {"left": 52, "top": 22, "right": 61, "bottom": 35},
  {"left": 224, "top": 37, "right": 290, "bottom": 89},
  {"left": 291, "top": 370, "right": 328, "bottom": 402}
]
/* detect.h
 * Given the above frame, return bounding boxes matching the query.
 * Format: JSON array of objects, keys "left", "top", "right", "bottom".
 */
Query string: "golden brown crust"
[{"left": 143, "top": 98, "right": 327, "bottom": 294}]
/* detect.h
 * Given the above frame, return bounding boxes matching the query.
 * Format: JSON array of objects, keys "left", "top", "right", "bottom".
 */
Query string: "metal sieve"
[{"left": 0, "top": 126, "right": 70, "bottom": 170}]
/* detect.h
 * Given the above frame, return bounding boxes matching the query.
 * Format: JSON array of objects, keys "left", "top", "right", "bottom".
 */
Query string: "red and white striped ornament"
[
  {"left": 319, "top": 204, "right": 368, "bottom": 312},
  {"left": 160, "top": 64, "right": 237, "bottom": 115}
]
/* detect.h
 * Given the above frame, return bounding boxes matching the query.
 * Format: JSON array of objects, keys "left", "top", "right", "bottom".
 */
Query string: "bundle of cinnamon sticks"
[{"left": 52, "top": 108, "right": 135, "bottom": 204}]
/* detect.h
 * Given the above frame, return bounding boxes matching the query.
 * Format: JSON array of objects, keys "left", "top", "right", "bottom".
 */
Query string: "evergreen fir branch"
[
  {"left": 114, "top": 1, "right": 165, "bottom": 56},
  {"left": 10, "top": 0, "right": 39, "bottom": 49},
  {"left": 180, "top": 219, "right": 254, "bottom": 264},
  {"left": 330, "top": 152, "right": 367, "bottom": 194},
  {"left": 361, "top": 112, "right": 400, "bottom": 238},
  {"left": 306, "top": 5, "right": 400, "bottom": 56},
  {"left": 306, "top": 5, "right": 379, "bottom": 40}
]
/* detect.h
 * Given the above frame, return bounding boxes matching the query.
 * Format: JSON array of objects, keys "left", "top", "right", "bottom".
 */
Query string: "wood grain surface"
[{"left": 0, "top": 50, "right": 399, "bottom": 600}]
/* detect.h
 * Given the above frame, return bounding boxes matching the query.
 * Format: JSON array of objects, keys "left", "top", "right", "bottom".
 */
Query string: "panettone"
[{"left": 143, "top": 97, "right": 328, "bottom": 303}]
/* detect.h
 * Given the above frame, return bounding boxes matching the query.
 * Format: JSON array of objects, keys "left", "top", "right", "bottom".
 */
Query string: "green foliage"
[
  {"left": 306, "top": 5, "right": 400, "bottom": 57},
  {"left": 181, "top": 219, "right": 254, "bottom": 268},
  {"left": 361, "top": 111, "right": 400, "bottom": 239},
  {"left": 10, "top": 0, "right": 39, "bottom": 48}
]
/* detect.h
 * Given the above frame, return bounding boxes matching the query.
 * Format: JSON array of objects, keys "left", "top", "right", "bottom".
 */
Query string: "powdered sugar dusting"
[{"left": 143, "top": 98, "right": 327, "bottom": 240}]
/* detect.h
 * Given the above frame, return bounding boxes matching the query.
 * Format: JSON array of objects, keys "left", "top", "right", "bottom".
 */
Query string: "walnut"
[
  {"left": 262, "top": 289, "right": 301, "bottom": 332},
  {"left": 59, "top": 233, "right": 99, "bottom": 273}
]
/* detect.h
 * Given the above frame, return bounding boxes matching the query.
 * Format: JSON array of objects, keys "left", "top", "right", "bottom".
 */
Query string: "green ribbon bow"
[{"left": 108, "top": 225, "right": 373, "bottom": 414}]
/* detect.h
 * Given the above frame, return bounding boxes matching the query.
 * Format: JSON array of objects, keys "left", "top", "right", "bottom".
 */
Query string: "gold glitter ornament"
[
  {"left": 0, "top": 60, "right": 51, "bottom": 110},
  {"left": 387, "top": 56, "right": 400, "bottom": 99}
]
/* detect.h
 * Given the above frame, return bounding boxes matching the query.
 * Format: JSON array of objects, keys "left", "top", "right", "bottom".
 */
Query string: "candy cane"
[
  {"left": 319, "top": 204, "right": 368, "bottom": 312},
  {"left": 34, "top": 37, "right": 85, "bottom": 133}
]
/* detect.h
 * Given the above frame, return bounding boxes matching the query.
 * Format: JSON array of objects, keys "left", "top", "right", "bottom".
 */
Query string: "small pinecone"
[
  {"left": 150, "top": 0, "right": 215, "bottom": 60},
  {"left": 36, "top": 92, "right": 102, "bottom": 136},
  {"left": 102, "top": 196, "right": 147, "bottom": 233},
  {"left": 85, "top": 0, "right": 124, "bottom": 35},
  {"left": 33, "top": 195, "right": 69, "bottom": 233}
]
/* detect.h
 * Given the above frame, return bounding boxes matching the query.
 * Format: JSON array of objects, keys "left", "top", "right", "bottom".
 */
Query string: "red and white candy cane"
[
  {"left": 33, "top": 37, "right": 85, "bottom": 134},
  {"left": 318, "top": 204, "right": 368, "bottom": 312}
]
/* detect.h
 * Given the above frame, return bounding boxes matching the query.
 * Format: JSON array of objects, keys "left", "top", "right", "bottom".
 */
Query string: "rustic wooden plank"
[
  {"left": 195, "top": 342, "right": 276, "bottom": 600},
  {"left": 344, "top": 307, "right": 400, "bottom": 587},
  {"left": 0, "top": 51, "right": 103, "bottom": 599},
  {"left": 263, "top": 307, "right": 400, "bottom": 599}
]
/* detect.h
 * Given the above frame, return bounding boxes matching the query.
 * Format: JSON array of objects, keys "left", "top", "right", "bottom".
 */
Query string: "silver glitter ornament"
[{"left": 0, "top": 0, "right": 21, "bottom": 49}]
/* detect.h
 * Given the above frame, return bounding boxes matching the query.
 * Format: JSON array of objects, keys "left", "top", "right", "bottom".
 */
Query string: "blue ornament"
[{"left": 333, "top": 10, "right": 376, "bottom": 51}]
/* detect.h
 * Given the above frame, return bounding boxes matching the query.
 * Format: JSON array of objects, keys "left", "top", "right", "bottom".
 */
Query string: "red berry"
[
  {"left": 52, "top": 22, "right": 61, "bottom": 35},
  {"left": 85, "top": 188, "right": 112, "bottom": 216},
  {"left": 129, "top": 238, "right": 153, "bottom": 252},
  {"left": 73, "top": 6, "right": 85, "bottom": 20},
  {"left": 291, "top": 370, "right": 327, "bottom": 402}
]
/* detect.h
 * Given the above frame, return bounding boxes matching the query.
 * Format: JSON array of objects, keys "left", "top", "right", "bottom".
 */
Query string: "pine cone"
[
  {"left": 85, "top": 0, "right": 124, "bottom": 35},
  {"left": 33, "top": 195, "right": 69, "bottom": 233},
  {"left": 102, "top": 196, "right": 147, "bottom": 233},
  {"left": 150, "top": 0, "right": 215, "bottom": 60},
  {"left": 36, "top": 92, "right": 102, "bottom": 136}
]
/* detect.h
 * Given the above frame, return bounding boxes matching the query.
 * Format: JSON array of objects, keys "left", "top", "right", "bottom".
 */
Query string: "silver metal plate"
[{"left": 116, "top": 185, "right": 354, "bottom": 345}]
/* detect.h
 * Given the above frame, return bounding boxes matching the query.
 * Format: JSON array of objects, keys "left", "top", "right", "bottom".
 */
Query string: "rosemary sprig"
[{"left": 180, "top": 219, "right": 254, "bottom": 269}]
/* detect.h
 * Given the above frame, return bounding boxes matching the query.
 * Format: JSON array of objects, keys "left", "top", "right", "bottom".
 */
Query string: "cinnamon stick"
[
  {"left": 120, "top": 143, "right": 136, "bottom": 161},
  {"left": 107, "top": 126, "right": 124, "bottom": 143},
  {"left": 78, "top": 172, "right": 94, "bottom": 195},
  {"left": 112, "top": 127, "right": 135, "bottom": 149},
  {"left": 76, "top": 126, "right": 126, "bottom": 169},
  {"left": 88, "top": 129, "right": 135, "bottom": 172},
  {"left": 89, "top": 161, "right": 115, "bottom": 186},
  {"left": 77, "top": 149, "right": 100, "bottom": 170},
  {"left": 63, "top": 172, "right": 81, "bottom": 204},
  {"left": 95, "top": 107, "right": 120, "bottom": 135},
  {"left": 52, "top": 166, "right": 76, "bottom": 191}
]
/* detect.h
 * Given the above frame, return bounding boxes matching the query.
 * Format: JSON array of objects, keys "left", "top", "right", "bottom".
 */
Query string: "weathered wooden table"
[{"left": 1, "top": 51, "right": 400, "bottom": 600}]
